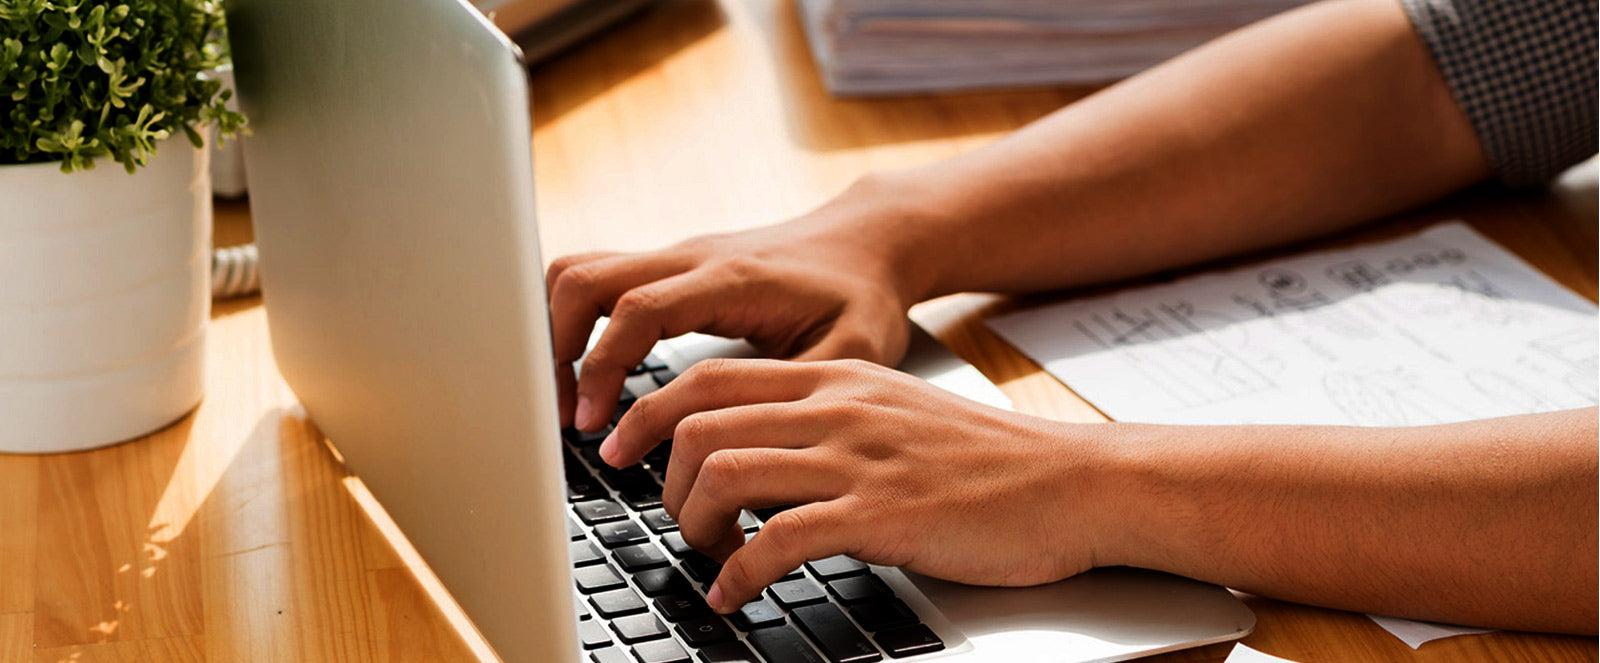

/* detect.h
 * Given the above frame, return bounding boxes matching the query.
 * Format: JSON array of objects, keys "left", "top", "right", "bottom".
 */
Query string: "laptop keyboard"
[{"left": 563, "top": 355, "right": 947, "bottom": 663}]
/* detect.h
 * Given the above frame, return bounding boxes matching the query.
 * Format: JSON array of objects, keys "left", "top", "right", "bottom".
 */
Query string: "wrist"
[
  {"left": 801, "top": 168, "right": 960, "bottom": 307},
  {"left": 1065, "top": 422, "right": 1206, "bottom": 573}
]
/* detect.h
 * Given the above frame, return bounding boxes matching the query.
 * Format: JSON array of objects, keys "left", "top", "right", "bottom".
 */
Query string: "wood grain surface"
[{"left": 1, "top": 0, "right": 1594, "bottom": 661}]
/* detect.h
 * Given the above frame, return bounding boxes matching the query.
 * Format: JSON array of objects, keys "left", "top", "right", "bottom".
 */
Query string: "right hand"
[{"left": 546, "top": 178, "right": 930, "bottom": 431}]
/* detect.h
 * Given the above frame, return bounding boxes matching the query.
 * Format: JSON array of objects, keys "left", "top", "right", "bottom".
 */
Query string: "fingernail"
[
  {"left": 575, "top": 396, "right": 594, "bottom": 430},
  {"left": 598, "top": 431, "right": 619, "bottom": 466},
  {"left": 706, "top": 583, "right": 724, "bottom": 612}
]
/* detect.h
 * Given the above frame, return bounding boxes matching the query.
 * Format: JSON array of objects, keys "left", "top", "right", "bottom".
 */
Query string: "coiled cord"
[{"left": 212, "top": 243, "right": 261, "bottom": 299}]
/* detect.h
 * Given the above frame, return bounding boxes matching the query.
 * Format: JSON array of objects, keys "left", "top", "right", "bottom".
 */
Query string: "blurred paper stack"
[{"left": 798, "top": 0, "right": 1312, "bottom": 95}]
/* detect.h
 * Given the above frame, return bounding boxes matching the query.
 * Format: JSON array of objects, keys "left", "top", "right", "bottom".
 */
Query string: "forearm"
[
  {"left": 858, "top": 0, "right": 1489, "bottom": 302},
  {"left": 1091, "top": 407, "right": 1598, "bottom": 634}
]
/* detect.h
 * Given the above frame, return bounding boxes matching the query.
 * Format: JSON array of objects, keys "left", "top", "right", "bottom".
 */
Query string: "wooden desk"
[{"left": 1, "top": 0, "right": 1595, "bottom": 661}]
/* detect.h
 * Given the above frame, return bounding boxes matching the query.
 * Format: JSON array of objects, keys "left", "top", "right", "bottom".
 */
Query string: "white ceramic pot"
[{"left": 0, "top": 141, "right": 211, "bottom": 453}]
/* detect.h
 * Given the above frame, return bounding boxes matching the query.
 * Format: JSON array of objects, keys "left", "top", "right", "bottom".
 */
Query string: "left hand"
[{"left": 599, "top": 357, "right": 1119, "bottom": 613}]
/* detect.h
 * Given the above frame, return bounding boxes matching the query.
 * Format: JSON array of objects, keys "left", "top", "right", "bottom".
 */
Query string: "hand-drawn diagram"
[
  {"left": 1323, "top": 369, "right": 1469, "bottom": 426},
  {"left": 988, "top": 223, "right": 1597, "bottom": 427},
  {"left": 1530, "top": 329, "right": 1600, "bottom": 401},
  {"left": 1069, "top": 303, "right": 1277, "bottom": 409},
  {"left": 1326, "top": 260, "right": 1388, "bottom": 292}
]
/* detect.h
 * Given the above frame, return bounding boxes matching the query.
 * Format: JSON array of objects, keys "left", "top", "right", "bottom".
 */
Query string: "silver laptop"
[{"left": 224, "top": 0, "right": 1255, "bottom": 661}]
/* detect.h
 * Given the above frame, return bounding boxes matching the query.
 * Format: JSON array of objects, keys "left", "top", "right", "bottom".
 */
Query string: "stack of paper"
[{"left": 797, "top": 0, "right": 1312, "bottom": 95}]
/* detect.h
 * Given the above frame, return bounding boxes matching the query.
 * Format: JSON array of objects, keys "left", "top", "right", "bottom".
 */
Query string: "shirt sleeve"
[{"left": 1400, "top": 0, "right": 1598, "bottom": 187}]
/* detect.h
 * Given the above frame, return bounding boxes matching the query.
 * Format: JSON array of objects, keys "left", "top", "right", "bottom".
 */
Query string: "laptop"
[{"left": 223, "top": 0, "right": 1256, "bottom": 661}]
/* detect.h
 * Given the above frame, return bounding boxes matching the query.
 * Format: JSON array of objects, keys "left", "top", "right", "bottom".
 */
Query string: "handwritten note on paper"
[{"left": 987, "top": 222, "right": 1598, "bottom": 427}]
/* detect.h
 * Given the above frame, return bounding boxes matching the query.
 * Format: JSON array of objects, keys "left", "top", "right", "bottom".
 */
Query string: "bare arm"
[
  {"left": 878, "top": 0, "right": 1491, "bottom": 301},
  {"left": 1107, "top": 408, "right": 1599, "bottom": 634}
]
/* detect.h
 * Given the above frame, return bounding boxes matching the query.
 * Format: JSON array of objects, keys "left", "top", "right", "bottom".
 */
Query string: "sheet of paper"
[
  {"left": 1224, "top": 644, "right": 1302, "bottom": 663},
  {"left": 1366, "top": 615, "right": 1495, "bottom": 649},
  {"left": 986, "top": 222, "right": 1595, "bottom": 646},
  {"left": 988, "top": 222, "right": 1597, "bottom": 427}
]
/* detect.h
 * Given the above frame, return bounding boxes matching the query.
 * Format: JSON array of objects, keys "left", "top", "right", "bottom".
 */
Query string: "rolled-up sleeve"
[{"left": 1401, "top": 0, "right": 1598, "bottom": 186}]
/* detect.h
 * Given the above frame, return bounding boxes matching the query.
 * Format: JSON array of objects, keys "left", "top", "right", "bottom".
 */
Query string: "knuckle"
[
  {"left": 556, "top": 262, "right": 602, "bottom": 296},
  {"left": 612, "top": 288, "right": 663, "bottom": 319},
  {"left": 674, "top": 411, "right": 720, "bottom": 447},
  {"left": 624, "top": 395, "right": 655, "bottom": 432},
  {"left": 698, "top": 451, "right": 743, "bottom": 491},
  {"left": 683, "top": 358, "right": 735, "bottom": 390},
  {"left": 765, "top": 509, "right": 814, "bottom": 545},
  {"left": 715, "top": 255, "right": 765, "bottom": 281}
]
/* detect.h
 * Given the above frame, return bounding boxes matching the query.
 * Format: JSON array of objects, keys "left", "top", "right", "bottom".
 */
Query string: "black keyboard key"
[
  {"left": 640, "top": 508, "right": 680, "bottom": 533},
  {"left": 633, "top": 639, "right": 692, "bottom": 663},
  {"left": 590, "top": 587, "right": 648, "bottom": 618},
  {"left": 579, "top": 444, "right": 609, "bottom": 468},
  {"left": 642, "top": 441, "right": 673, "bottom": 471},
  {"left": 768, "top": 578, "right": 827, "bottom": 609},
  {"left": 614, "top": 542, "right": 670, "bottom": 572},
  {"left": 681, "top": 552, "right": 723, "bottom": 584},
  {"left": 655, "top": 592, "right": 714, "bottom": 622},
  {"left": 752, "top": 505, "right": 795, "bottom": 522},
  {"left": 873, "top": 624, "right": 943, "bottom": 659},
  {"left": 571, "top": 540, "right": 606, "bottom": 566},
  {"left": 661, "top": 532, "right": 695, "bottom": 557},
  {"left": 698, "top": 641, "right": 760, "bottom": 663},
  {"left": 792, "top": 603, "right": 882, "bottom": 663},
  {"left": 568, "top": 473, "right": 608, "bottom": 502},
  {"left": 730, "top": 599, "right": 786, "bottom": 631},
  {"left": 848, "top": 600, "right": 917, "bottom": 632},
  {"left": 565, "top": 426, "right": 613, "bottom": 445},
  {"left": 611, "top": 612, "right": 670, "bottom": 644},
  {"left": 575, "top": 564, "right": 628, "bottom": 594},
  {"left": 575, "top": 499, "right": 628, "bottom": 525},
  {"left": 747, "top": 625, "right": 827, "bottom": 663},
  {"left": 568, "top": 516, "right": 586, "bottom": 540},
  {"left": 805, "top": 556, "right": 868, "bottom": 581},
  {"left": 826, "top": 576, "right": 891, "bottom": 605},
  {"left": 633, "top": 567, "right": 692, "bottom": 597},
  {"left": 578, "top": 619, "right": 613, "bottom": 649},
  {"left": 676, "top": 615, "right": 737, "bottom": 647},
  {"left": 621, "top": 490, "right": 664, "bottom": 512},
  {"left": 592, "top": 647, "right": 630, "bottom": 663},
  {"left": 596, "top": 520, "right": 651, "bottom": 548}
]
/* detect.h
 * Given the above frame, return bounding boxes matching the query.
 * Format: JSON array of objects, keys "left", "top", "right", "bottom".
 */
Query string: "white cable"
[{"left": 211, "top": 242, "right": 261, "bottom": 299}]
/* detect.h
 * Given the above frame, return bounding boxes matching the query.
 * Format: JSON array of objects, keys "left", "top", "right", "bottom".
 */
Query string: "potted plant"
[{"left": 0, "top": 0, "right": 245, "bottom": 453}]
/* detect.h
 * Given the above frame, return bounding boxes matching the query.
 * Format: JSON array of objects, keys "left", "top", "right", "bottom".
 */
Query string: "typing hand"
[
  {"left": 547, "top": 202, "right": 923, "bottom": 431},
  {"left": 600, "top": 358, "right": 1115, "bottom": 613}
]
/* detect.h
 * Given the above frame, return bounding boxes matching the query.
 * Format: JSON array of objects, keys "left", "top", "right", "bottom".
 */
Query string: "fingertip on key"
[
  {"left": 706, "top": 582, "right": 725, "bottom": 613},
  {"left": 575, "top": 396, "right": 595, "bottom": 431},
  {"left": 598, "top": 431, "right": 619, "bottom": 466}
]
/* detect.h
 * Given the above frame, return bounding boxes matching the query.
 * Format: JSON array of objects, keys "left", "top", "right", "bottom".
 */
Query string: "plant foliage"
[{"left": 0, "top": 0, "right": 245, "bottom": 173}]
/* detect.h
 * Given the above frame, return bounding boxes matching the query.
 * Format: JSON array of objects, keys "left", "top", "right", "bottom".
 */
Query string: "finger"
[
  {"left": 676, "top": 448, "right": 845, "bottom": 560},
  {"left": 575, "top": 271, "right": 783, "bottom": 430},
  {"left": 602, "top": 359, "right": 821, "bottom": 466},
  {"left": 661, "top": 403, "right": 823, "bottom": 515},
  {"left": 707, "top": 501, "right": 857, "bottom": 613},
  {"left": 555, "top": 363, "right": 577, "bottom": 428},
  {"left": 548, "top": 253, "right": 694, "bottom": 366},
  {"left": 544, "top": 251, "right": 618, "bottom": 300}
]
